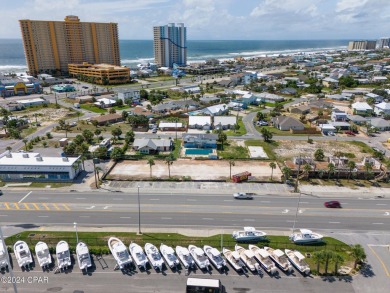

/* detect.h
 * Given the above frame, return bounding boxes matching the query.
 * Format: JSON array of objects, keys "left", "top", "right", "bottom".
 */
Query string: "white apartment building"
[{"left": 153, "top": 23, "right": 187, "bottom": 68}]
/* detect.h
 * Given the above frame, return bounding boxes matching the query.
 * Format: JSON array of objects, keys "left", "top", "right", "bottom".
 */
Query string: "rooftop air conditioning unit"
[
  {"left": 22, "top": 154, "right": 29, "bottom": 158},
  {"left": 36, "top": 157, "right": 43, "bottom": 161},
  {"left": 62, "top": 157, "right": 69, "bottom": 162}
]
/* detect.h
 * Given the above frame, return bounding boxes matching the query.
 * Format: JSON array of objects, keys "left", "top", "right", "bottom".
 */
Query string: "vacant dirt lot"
[
  {"left": 274, "top": 140, "right": 366, "bottom": 160},
  {"left": 108, "top": 159, "right": 282, "bottom": 181}
]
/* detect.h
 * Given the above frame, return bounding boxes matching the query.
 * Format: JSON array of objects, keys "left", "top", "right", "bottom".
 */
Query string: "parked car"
[
  {"left": 233, "top": 192, "right": 253, "bottom": 200},
  {"left": 152, "top": 128, "right": 157, "bottom": 134},
  {"left": 256, "top": 121, "right": 268, "bottom": 126},
  {"left": 324, "top": 201, "right": 341, "bottom": 208},
  {"left": 345, "top": 131, "right": 355, "bottom": 136}
]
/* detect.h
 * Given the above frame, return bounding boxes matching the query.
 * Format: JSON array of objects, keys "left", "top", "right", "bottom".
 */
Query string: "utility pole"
[
  {"left": 137, "top": 185, "right": 142, "bottom": 235},
  {"left": 294, "top": 154, "right": 301, "bottom": 193}
]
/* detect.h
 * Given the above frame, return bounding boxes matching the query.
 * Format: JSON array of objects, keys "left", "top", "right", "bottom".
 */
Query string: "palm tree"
[
  {"left": 165, "top": 156, "right": 174, "bottom": 178},
  {"left": 269, "top": 162, "right": 276, "bottom": 180},
  {"left": 22, "top": 139, "right": 28, "bottom": 151},
  {"left": 364, "top": 162, "right": 373, "bottom": 180},
  {"left": 332, "top": 253, "right": 344, "bottom": 275},
  {"left": 323, "top": 250, "right": 335, "bottom": 275},
  {"left": 282, "top": 166, "right": 291, "bottom": 181},
  {"left": 347, "top": 160, "right": 356, "bottom": 181},
  {"left": 327, "top": 163, "right": 335, "bottom": 180},
  {"left": 95, "top": 166, "right": 102, "bottom": 181},
  {"left": 229, "top": 160, "right": 235, "bottom": 179},
  {"left": 351, "top": 244, "right": 366, "bottom": 269},
  {"left": 313, "top": 250, "right": 326, "bottom": 274},
  {"left": 147, "top": 158, "right": 155, "bottom": 178},
  {"left": 303, "top": 163, "right": 311, "bottom": 180}
]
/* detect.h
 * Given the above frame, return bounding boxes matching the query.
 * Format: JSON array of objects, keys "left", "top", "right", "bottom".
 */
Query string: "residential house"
[
  {"left": 280, "top": 87, "right": 297, "bottom": 95},
  {"left": 326, "top": 94, "right": 349, "bottom": 101},
  {"left": 188, "top": 116, "right": 212, "bottom": 130},
  {"left": 318, "top": 124, "right": 336, "bottom": 135},
  {"left": 322, "top": 77, "right": 339, "bottom": 88},
  {"left": 182, "top": 133, "right": 217, "bottom": 148},
  {"left": 236, "top": 92, "right": 257, "bottom": 107},
  {"left": 255, "top": 92, "right": 285, "bottom": 103},
  {"left": 91, "top": 113, "right": 123, "bottom": 126},
  {"left": 200, "top": 96, "right": 220, "bottom": 105},
  {"left": 116, "top": 88, "right": 141, "bottom": 103},
  {"left": 271, "top": 116, "right": 305, "bottom": 131},
  {"left": 152, "top": 102, "right": 180, "bottom": 113},
  {"left": 132, "top": 138, "right": 172, "bottom": 154},
  {"left": 214, "top": 116, "right": 237, "bottom": 130},
  {"left": 331, "top": 109, "right": 348, "bottom": 121},
  {"left": 94, "top": 98, "right": 116, "bottom": 108},
  {"left": 346, "top": 115, "right": 367, "bottom": 125},
  {"left": 202, "top": 104, "right": 228, "bottom": 116},
  {"left": 351, "top": 102, "right": 373, "bottom": 116},
  {"left": 290, "top": 105, "right": 310, "bottom": 115},
  {"left": 369, "top": 118, "right": 390, "bottom": 131},
  {"left": 374, "top": 102, "right": 390, "bottom": 115},
  {"left": 330, "top": 121, "right": 351, "bottom": 130},
  {"left": 364, "top": 93, "right": 384, "bottom": 103},
  {"left": 308, "top": 100, "right": 333, "bottom": 111},
  {"left": 127, "top": 106, "right": 154, "bottom": 118},
  {"left": 372, "top": 76, "right": 388, "bottom": 83},
  {"left": 158, "top": 122, "right": 185, "bottom": 131},
  {"left": 18, "top": 97, "right": 47, "bottom": 107}
]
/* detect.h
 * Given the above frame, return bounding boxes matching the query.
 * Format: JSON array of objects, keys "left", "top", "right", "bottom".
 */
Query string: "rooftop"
[{"left": 0, "top": 152, "right": 79, "bottom": 167}]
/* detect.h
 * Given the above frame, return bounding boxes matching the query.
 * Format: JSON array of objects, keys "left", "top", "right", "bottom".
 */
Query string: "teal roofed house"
[{"left": 51, "top": 84, "right": 75, "bottom": 93}]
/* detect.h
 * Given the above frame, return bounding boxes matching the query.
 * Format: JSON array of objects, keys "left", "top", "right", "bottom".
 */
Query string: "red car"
[
  {"left": 324, "top": 201, "right": 341, "bottom": 208},
  {"left": 345, "top": 131, "right": 355, "bottom": 136}
]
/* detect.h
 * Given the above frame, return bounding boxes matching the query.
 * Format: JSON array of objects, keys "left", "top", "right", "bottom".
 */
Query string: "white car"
[{"left": 233, "top": 192, "right": 253, "bottom": 200}]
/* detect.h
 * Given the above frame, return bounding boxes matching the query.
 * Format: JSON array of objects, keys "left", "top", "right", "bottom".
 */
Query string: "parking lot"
[{"left": 1, "top": 252, "right": 355, "bottom": 293}]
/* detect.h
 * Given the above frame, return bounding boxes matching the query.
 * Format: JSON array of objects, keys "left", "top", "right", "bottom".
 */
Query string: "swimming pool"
[{"left": 185, "top": 148, "right": 212, "bottom": 155}]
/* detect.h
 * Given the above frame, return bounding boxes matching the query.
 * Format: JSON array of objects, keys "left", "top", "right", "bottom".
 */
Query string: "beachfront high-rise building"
[
  {"left": 376, "top": 37, "right": 390, "bottom": 49},
  {"left": 348, "top": 40, "right": 376, "bottom": 51},
  {"left": 19, "top": 15, "right": 120, "bottom": 76},
  {"left": 153, "top": 23, "right": 187, "bottom": 68}
]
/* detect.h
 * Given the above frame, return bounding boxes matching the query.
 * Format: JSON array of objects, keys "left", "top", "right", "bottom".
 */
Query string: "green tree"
[
  {"left": 95, "top": 146, "right": 108, "bottom": 159},
  {"left": 82, "top": 129, "right": 94, "bottom": 144},
  {"left": 282, "top": 166, "right": 291, "bottom": 181},
  {"left": 22, "top": 139, "right": 28, "bottom": 151},
  {"left": 91, "top": 120, "right": 99, "bottom": 128},
  {"left": 94, "top": 129, "right": 101, "bottom": 138},
  {"left": 122, "top": 110, "right": 129, "bottom": 120},
  {"left": 217, "top": 130, "right": 227, "bottom": 150},
  {"left": 147, "top": 158, "right": 155, "bottom": 178},
  {"left": 350, "top": 244, "right": 366, "bottom": 269},
  {"left": 260, "top": 128, "right": 273, "bottom": 142},
  {"left": 46, "top": 132, "right": 52, "bottom": 139},
  {"left": 364, "top": 162, "right": 373, "bottom": 180},
  {"left": 76, "top": 111, "right": 82, "bottom": 121},
  {"left": 111, "top": 128, "right": 122, "bottom": 140},
  {"left": 347, "top": 160, "right": 357, "bottom": 181},
  {"left": 125, "top": 130, "right": 135, "bottom": 144},
  {"left": 165, "top": 155, "right": 174, "bottom": 178},
  {"left": 256, "top": 111, "right": 265, "bottom": 121},
  {"left": 314, "top": 148, "right": 325, "bottom": 161},
  {"left": 327, "top": 163, "right": 335, "bottom": 179},
  {"left": 269, "top": 162, "right": 276, "bottom": 180},
  {"left": 313, "top": 250, "right": 326, "bottom": 274},
  {"left": 303, "top": 163, "right": 311, "bottom": 180},
  {"left": 332, "top": 253, "right": 344, "bottom": 275},
  {"left": 110, "top": 147, "right": 124, "bottom": 162},
  {"left": 323, "top": 250, "right": 335, "bottom": 275}
]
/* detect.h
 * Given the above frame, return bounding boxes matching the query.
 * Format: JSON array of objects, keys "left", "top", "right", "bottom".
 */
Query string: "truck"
[{"left": 232, "top": 171, "right": 251, "bottom": 183}]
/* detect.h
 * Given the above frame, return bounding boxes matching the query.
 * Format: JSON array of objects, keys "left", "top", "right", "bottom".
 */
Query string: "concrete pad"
[
  {"left": 248, "top": 146, "right": 269, "bottom": 158},
  {"left": 108, "top": 159, "right": 281, "bottom": 181}
]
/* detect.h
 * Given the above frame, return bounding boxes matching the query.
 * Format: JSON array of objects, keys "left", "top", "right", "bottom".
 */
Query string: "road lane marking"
[
  {"left": 161, "top": 217, "right": 172, "bottom": 220},
  {"left": 14, "top": 203, "right": 20, "bottom": 210},
  {"left": 79, "top": 216, "right": 90, "bottom": 218},
  {"left": 243, "top": 219, "right": 255, "bottom": 221},
  {"left": 202, "top": 218, "right": 214, "bottom": 220},
  {"left": 4, "top": 203, "right": 10, "bottom": 210},
  {"left": 38, "top": 197, "right": 49, "bottom": 200},
  {"left": 223, "top": 200, "right": 233, "bottom": 202},
  {"left": 113, "top": 198, "right": 123, "bottom": 201},
  {"left": 103, "top": 206, "right": 111, "bottom": 210},
  {"left": 53, "top": 204, "right": 60, "bottom": 210},
  {"left": 42, "top": 203, "right": 50, "bottom": 211},
  {"left": 18, "top": 191, "right": 32, "bottom": 203},
  {"left": 300, "top": 202, "right": 309, "bottom": 204},
  {"left": 120, "top": 217, "right": 131, "bottom": 219},
  {"left": 0, "top": 215, "right": 8, "bottom": 217},
  {"left": 368, "top": 245, "right": 390, "bottom": 277},
  {"left": 76, "top": 198, "right": 86, "bottom": 200},
  {"left": 62, "top": 204, "right": 70, "bottom": 211},
  {"left": 329, "top": 222, "right": 340, "bottom": 224},
  {"left": 286, "top": 220, "right": 295, "bottom": 223},
  {"left": 376, "top": 204, "right": 387, "bottom": 206},
  {"left": 261, "top": 201, "right": 270, "bottom": 203},
  {"left": 372, "top": 223, "right": 384, "bottom": 225},
  {"left": 149, "top": 199, "right": 160, "bottom": 201},
  {"left": 32, "top": 203, "right": 40, "bottom": 210},
  {"left": 187, "top": 199, "right": 197, "bottom": 202},
  {"left": 86, "top": 206, "right": 96, "bottom": 210},
  {"left": 38, "top": 216, "right": 49, "bottom": 218},
  {"left": 282, "top": 209, "right": 289, "bottom": 213},
  {"left": 23, "top": 203, "right": 30, "bottom": 210}
]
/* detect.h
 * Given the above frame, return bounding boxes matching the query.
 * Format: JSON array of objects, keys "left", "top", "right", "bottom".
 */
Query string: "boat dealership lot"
[
  {"left": 107, "top": 159, "right": 282, "bottom": 181},
  {"left": 2, "top": 253, "right": 355, "bottom": 293}
]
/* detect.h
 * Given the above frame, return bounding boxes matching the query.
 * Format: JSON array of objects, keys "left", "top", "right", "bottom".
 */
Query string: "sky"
[{"left": 1, "top": 0, "right": 389, "bottom": 40}]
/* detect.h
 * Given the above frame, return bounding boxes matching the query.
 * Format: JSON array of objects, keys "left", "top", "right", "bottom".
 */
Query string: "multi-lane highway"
[{"left": 1, "top": 190, "right": 389, "bottom": 232}]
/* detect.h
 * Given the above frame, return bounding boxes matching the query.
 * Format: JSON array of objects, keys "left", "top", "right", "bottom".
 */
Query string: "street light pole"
[
  {"left": 137, "top": 185, "right": 141, "bottom": 235},
  {"left": 73, "top": 222, "right": 79, "bottom": 244}
]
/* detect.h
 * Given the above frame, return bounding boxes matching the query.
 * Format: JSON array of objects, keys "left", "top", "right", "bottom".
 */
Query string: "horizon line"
[{"left": 0, "top": 38, "right": 359, "bottom": 41}]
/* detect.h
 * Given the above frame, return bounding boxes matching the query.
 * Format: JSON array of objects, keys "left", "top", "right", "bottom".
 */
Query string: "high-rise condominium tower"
[
  {"left": 153, "top": 23, "right": 187, "bottom": 68},
  {"left": 19, "top": 15, "right": 120, "bottom": 75}
]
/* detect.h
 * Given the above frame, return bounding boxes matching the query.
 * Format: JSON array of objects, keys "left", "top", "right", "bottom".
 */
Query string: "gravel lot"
[{"left": 108, "top": 159, "right": 281, "bottom": 181}]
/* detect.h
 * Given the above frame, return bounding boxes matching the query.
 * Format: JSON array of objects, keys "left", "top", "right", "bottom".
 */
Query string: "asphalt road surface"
[{"left": 1, "top": 191, "right": 389, "bottom": 233}]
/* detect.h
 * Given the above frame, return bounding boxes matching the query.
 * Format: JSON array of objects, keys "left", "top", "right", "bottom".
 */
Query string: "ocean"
[{"left": 0, "top": 39, "right": 349, "bottom": 74}]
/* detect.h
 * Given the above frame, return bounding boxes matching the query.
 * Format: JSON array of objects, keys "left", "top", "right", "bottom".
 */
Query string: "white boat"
[
  {"left": 188, "top": 245, "right": 210, "bottom": 270},
  {"left": 56, "top": 241, "right": 71, "bottom": 270},
  {"left": 175, "top": 246, "right": 195, "bottom": 269},
  {"left": 160, "top": 243, "right": 179, "bottom": 269},
  {"left": 222, "top": 248, "right": 245, "bottom": 272},
  {"left": 203, "top": 245, "right": 226, "bottom": 271},
  {"left": 13, "top": 240, "right": 33, "bottom": 269},
  {"left": 264, "top": 247, "right": 292, "bottom": 273},
  {"left": 0, "top": 241, "right": 9, "bottom": 271},
  {"left": 108, "top": 237, "right": 133, "bottom": 270},
  {"left": 285, "top": 249, "right": 310, "bottom": 275},
  {"left": 248, "top": 245, "right": 277, "bottom": 274},
  {"left": 232, "top": 227, "right": 267, "bottom": 242},
  {"left": 34, "top": 241, "right": 52, "bottom": 269},
  {"left": 235, "top": 244, "right": 261, "bottom": 273},
  {"left": 76, "top": 242, "right": 92, "bottom": 271},
  {"left": 129, "top": 242, "right": 148, "bottom": 270},
  {"left": 145, "top": 243, "right": 164, "bottom": 271},
  {"left": 289, "top": 229, "right": 323, "bottom": 244}
]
